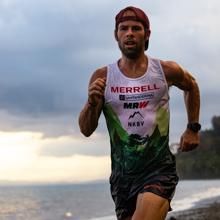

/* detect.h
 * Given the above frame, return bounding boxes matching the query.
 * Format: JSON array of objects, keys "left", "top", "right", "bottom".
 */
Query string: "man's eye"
[
  {"left": 132, "top": 26, "right": 142, "bottom": 31},
  {"left": 119, "top": 26, "right": 127, "bottom": 31}
]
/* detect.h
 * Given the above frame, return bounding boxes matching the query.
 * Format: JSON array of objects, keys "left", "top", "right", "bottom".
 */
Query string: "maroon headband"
[{"left": 115, "top": 6, "right": 150, "bottom": 30}]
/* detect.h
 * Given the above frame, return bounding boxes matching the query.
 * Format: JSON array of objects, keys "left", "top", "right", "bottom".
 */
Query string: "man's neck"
[{"left": 118, "top": 54, "right": 148, "bottom": 78}]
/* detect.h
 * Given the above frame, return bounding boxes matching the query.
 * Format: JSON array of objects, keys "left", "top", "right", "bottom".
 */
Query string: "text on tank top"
[{"left": 104, "top": 57, "right": 170, "bottom": 138}]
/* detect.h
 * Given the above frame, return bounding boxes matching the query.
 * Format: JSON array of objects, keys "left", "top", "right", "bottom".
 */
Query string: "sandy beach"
[{"left": 167, "top": 196, "right": 220, "bottom": 220}]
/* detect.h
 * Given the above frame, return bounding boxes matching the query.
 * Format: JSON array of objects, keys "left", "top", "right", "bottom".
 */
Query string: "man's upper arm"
[
  {"left": 161, "top": 60, "right": 196, "bottom": 91},
  {"left": 78, "top": 67, "right": 107, "bottom": 137}
]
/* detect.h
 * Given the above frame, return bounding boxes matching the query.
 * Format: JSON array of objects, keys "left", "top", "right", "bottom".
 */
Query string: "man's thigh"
[{"left": 132, "top": 192, "right": 169, "bottom": 220}]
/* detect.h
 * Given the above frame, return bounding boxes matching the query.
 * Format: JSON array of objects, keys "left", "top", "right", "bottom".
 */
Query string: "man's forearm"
[
  {"left": 184, "top": 80, "right": 200, "bottom": 123},
  {"left": 78, "top": 102, "right": 102, "bottom": 137}
]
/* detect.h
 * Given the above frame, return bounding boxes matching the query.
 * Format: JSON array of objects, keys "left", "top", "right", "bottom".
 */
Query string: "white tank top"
[{"left": 104, "top": 57, "right": 170, "bottom": 137}]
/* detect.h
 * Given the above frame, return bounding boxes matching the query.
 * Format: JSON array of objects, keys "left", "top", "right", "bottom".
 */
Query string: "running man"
[{"left": 78, "top": 6, "right": 200, "bottom": 220}]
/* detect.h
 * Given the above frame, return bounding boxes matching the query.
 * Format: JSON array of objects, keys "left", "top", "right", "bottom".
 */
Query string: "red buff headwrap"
[
  {"left": 115, "top": 6, "right": 151, "bottom": 50},
  {"left": 115, "top": 6, "right": 150, "bottom": 30}
]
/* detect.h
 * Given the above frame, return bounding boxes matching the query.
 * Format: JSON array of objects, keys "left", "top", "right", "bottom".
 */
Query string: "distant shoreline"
[{"left": 0, "top": 178, "right": 220, "bottom": 186}]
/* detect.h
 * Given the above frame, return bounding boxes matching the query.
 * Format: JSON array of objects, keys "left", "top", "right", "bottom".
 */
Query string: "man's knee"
[{"left": 132, "top": 192, "right": 169, "bottom": 220}]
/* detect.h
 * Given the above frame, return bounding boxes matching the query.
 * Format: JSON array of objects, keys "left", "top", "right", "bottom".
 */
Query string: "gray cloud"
[{"left": 0, "top": 0, "right": 219, "bottom": 141}]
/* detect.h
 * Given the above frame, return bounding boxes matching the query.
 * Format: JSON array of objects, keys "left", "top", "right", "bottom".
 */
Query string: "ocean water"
[{"left": 0, "top": 180, "right": 220, "bottom": 220}]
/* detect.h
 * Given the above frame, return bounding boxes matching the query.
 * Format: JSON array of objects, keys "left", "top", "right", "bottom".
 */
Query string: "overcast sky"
[{"left": 0, "top": 0, "right": 219, "bottom": 183}]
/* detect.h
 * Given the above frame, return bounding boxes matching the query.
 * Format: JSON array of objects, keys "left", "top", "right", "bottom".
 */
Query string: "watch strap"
[{"left": 187, "top": 122, "right": 201, "bottom": 132}]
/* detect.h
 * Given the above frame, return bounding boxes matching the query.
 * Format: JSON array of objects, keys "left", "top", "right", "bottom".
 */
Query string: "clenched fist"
[
  {"left": 180, "top": 129, "right": 200, "bottom": 152},
  {"left": 88, "top": 77, "right": 106, "bottom": 106}
]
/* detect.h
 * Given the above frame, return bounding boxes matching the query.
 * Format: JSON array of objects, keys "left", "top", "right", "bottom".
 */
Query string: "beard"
[{"left": 118, "top": 39, "right": 145, "bottom": 59}]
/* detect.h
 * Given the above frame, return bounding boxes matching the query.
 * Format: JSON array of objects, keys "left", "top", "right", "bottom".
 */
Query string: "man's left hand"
[{"left": 179, "top": 129, "right": 200, "bottom": 152}]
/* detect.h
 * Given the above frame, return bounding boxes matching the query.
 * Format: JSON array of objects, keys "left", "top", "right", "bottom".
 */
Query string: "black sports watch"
[{"left": 187, "top": 122, "right": 201, "bottom": 132}]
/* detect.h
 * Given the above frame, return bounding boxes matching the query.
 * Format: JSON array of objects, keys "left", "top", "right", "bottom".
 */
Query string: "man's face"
[{"left": 115, "top": 11, "right": 149, "bottom": 59}]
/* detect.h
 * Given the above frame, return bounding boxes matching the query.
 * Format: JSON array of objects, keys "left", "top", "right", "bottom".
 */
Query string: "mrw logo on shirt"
[{"left": 124, "top": 101, "right": 149, "bottom": 109}]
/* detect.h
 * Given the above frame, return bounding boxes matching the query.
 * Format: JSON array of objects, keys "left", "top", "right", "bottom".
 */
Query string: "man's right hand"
[{"left": 88, "top": 77, "right": 106, "bottom": 106}]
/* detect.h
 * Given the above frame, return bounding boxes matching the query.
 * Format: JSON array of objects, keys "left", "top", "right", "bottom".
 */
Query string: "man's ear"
[
  {"left": 145, "top": 29, "right": 151, "bottom": 41},
  {"left": 114, "top": 29, "right": 118, "bottom": 41}
]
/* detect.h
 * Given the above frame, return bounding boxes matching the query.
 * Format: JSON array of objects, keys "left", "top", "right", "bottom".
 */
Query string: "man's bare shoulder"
[
  {"left": 160, "top": 60, "right": 183, "bottom": 75},
  {"left": 89, "top": 66, "right": 107, "bottom": 84},
  {"left": 160, "top": 60, "right": 184, "bottom": 86}
]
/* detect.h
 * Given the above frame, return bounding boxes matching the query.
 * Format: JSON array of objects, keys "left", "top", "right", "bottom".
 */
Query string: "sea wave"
[
  {"left": 89, "top": 182, "right": 220, "bottom": 220},
  {"left": 172, "top": 186, "right": 220, "bottom": 211}
]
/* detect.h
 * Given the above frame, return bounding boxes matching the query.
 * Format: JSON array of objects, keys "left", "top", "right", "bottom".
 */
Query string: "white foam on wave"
[{"left": 171, "top": 186, "right": 220, "bottom": 211}]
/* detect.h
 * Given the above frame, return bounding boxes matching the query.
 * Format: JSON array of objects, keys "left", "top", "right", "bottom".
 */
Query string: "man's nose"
[{"left": 126, "top": 28, "right": 134, "bottom": 37}]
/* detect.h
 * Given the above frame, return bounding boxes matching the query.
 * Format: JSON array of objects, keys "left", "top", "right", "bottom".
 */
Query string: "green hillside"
[{"left": 176, "top": 116, "right": 220, "bottom": 179}]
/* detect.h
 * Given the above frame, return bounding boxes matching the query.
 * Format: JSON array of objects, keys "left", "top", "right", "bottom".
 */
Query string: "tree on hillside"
[
  {"left": 175, "top": 115, "right": 220, "bottom": 179},
  {"left": 212, "top": 116, "right": 220, "bottom": 134}
]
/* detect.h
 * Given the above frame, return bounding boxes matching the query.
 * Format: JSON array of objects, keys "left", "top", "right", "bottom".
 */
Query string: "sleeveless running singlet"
[{"left": 103, "top": 57, "right": 177, "bottom": 197}]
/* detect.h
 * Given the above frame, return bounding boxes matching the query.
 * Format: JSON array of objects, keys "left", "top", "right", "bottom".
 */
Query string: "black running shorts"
[{"left": 110, "top": 164, "right": 179, "bottom": 220}]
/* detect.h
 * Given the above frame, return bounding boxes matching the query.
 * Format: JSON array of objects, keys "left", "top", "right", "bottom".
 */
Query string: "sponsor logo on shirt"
[
  {"left": 111, "top": 84, "right": 160, "bottom": 93},
  {"left": 124, "top": 101, "right": 149, "bottom": 109},
  {"left": 119, "top": 93, "right": 154, "bottom": 101},
  {"left": 128, "top": 111, "right": 144, "bottom": 127}
]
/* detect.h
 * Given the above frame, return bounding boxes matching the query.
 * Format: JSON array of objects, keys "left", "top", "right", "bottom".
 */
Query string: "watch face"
[{"left": 188, "top": 123, "right": 201, "bottom": 132}]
